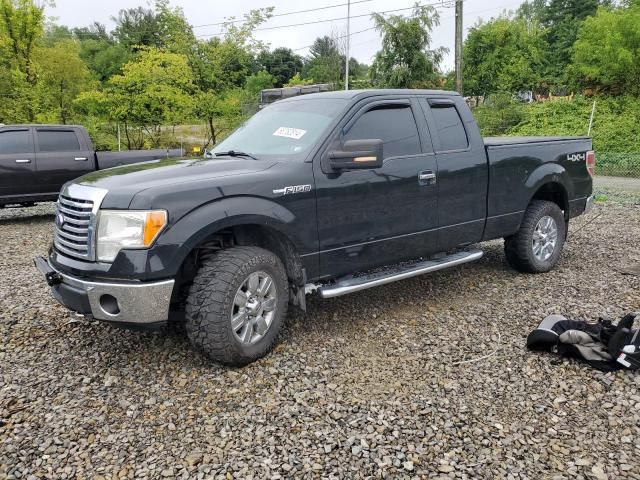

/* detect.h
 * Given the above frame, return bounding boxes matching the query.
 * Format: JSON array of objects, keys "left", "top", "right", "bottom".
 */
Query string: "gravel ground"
[{"left": 1, "top": 201, "right": 639, "bottom": 480}]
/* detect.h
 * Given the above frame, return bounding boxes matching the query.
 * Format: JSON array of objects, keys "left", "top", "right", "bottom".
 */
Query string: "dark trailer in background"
[{"left": 259, "top": 84, "right": 334, "bottom": 108}]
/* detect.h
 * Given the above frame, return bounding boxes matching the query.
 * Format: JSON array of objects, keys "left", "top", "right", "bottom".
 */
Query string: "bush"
[
  {"left": 473, "top": 94, "right": 524, "bottom": 136},
  {"left": 474, "top": 95, "right": 640, "bottom": 176}
]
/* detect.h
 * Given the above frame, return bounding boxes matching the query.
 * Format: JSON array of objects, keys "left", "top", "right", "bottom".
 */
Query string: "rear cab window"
[
  {"left": 422, "top": 99, "right": 469, "bottom": 152},
  {"left": 343, "top": 104, "right": 421, "bottom": 160},
  {"left": 0, "top": 129, "right": 33, "bottom": 155},
  {"left": 36, "top": 129, "right": 81, "bottom": 152}
]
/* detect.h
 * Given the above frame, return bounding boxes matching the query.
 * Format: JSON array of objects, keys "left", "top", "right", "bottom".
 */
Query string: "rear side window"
[
  {"left": 344, "top": 105, "right": 420, "bottom": 159},
  {"left": 429, "top": 104, "right": 468, "bottom": 151},
  {"left": 37, "top": 130, "right": 81, "bottom": 152},
  {"left": 0, "top": 130, "right": 32, "bottom": 155}
]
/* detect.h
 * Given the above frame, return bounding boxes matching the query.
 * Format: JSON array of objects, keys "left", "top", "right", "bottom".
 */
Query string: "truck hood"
[{"left": 76, "top": 157, "right": 276, "bottom": 208}]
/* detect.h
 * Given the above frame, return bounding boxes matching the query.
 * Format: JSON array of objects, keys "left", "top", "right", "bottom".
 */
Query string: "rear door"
[
  {"left": 34, "top": 128, "right": 94, "bottom": 194},
  {"left": 314, "top": 96, "right": 439, "bottom": 278},
  {"left": 419, "top": 97, "right": 488, "bottom": 250},
  {"left": 0, "top": 128, "right": 37, "bottom": 199}
]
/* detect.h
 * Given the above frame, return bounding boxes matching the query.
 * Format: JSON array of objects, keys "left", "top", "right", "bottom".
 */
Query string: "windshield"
[{"left": 211, "top": 98, "right": 347, "bottom": 159}]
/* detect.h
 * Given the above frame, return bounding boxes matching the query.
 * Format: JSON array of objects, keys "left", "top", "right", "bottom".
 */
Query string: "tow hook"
[
  {"left": 45, "top": 271, "right": 62, "bottom": 286},
  {"left": 33, "top": 256, "right": 62, "bottom": 286}
]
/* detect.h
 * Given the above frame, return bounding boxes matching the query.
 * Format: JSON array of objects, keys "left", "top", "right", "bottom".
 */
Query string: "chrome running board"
[{"left": 318, "top": 249, "right": 483, "bottom": 299}]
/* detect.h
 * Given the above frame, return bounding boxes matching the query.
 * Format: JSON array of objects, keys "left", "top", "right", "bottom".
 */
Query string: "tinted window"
[
  {"left": 344, "top": 105, "right": 420, "bottom": 159},
  {"left": 430, "top": 105, "right": 468, "bottom": 151},
  {"left": 0, "top": 130, "right": 32, "bottom": 155},
  {"left": 37, "top": 130, "right": 81, "bottom": 152}
]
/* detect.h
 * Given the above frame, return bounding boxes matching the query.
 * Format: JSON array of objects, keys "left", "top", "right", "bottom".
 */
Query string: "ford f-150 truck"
[
  {"left": 34, "top": 89, "right": 595, "bottom": 366},
  {"left": 0, "top": 124, "right": 183, "bottom": 207}
]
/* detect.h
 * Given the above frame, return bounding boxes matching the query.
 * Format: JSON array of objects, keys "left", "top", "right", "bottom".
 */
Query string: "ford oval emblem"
[{"left": 55, "top": 212, "right": 65, "bottom": 229}]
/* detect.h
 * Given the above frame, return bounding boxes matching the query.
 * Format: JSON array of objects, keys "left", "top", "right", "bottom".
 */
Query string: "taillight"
[{"left": 586, "top": 150, "right": 595, "bottom": 177}]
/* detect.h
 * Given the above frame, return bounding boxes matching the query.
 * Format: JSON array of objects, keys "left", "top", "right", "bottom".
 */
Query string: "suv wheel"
[
  {"left": 504, "top": 200, "right": 567, "bottom": 273},
  {"left": 185, "top": 246, "right": 288, "bottom": 366}
]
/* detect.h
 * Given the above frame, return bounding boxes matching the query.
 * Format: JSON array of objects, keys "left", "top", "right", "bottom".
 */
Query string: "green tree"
[
  {"left": 189, "top": 8, "right": 272, "bottom": 147},
  {"left": 36, "top": 40, "right": 91, "bottom": 124},
  {"left": 112, "top": 6, "right": 162, "bottom": 49},
  {"left": 77, "top": 48, "right": 195, "bottom": 148},
  {"left": 303, "top": 36, "right": 343, "bottom": 85},
  {"left": 244, "top": 70, "right": 275, "bottom": 95},
  {"left": 0, "top": 0, "right": 47, "bottom": 83},
  {"left": 540, "top": 0, "right": 606, "bottom": 87},
  {"left": 0, "top": 0, "right": 49, "bottom": 121},
  {"left": 369, "top": 3, "right": 446, "bottom": 88},
  {"left": 112, "top": 0, "right": 195, "bottom": 52},
  {"left": 572, "top": 5, "right": 640, "bottom": 95},
  {"left": 257, "top": 47, "right": 303, "bottom": 88},
  {"left": 463, "top": 17, "right": 546, "bottom": 96},
  {"left": 79, "top": 39, "right": 132, "bottom": 83}
]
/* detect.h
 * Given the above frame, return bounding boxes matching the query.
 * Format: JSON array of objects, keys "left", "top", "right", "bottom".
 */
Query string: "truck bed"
[{"left": 482, "top": 135, "right": 593, "bottom": 241}]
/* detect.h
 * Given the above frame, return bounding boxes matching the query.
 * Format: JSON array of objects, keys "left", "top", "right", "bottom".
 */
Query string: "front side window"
[
  {"left": 212, "top": 98, "right": 347, "bottom": 159},
  {"left": 37, "top": 130, "right": 81, "bottom": 152},
  {"left": 429, "top": 104, "right": 468, "bottom": 151},
  {"left": 0, "top": 130, "right": 32, "bottom": 155},
  {"left": 343, "top": 105, "right": 420, "bottom": 159}
]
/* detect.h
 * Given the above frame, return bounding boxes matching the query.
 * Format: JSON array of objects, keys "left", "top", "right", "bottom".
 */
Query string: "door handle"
[
  {"left": 15, "top": 159, "right": 31, "bottom": 164},
  {"left": 74, "top": 157, "right": 88, "bottom": 161},
  {"left": 418, "top": 170, "right": 436, "bottom": 184}
]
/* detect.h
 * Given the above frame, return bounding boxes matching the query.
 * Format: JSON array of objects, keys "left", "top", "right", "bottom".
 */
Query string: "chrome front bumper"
[{"left": 35, "top": 257, "right": 175, "bottom": 324}]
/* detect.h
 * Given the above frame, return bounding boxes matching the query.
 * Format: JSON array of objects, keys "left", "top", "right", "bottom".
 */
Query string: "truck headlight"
[{"left": 96, "top": 210, "right": 167, "bottom": 262}]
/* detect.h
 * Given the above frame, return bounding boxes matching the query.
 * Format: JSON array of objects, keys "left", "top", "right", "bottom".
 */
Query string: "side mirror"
[{"left": 329, "top": 139, "right": 383, "bottom": 170}]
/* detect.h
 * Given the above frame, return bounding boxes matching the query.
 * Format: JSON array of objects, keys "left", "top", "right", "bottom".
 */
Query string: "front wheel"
[
  {"left": 504, "top": 200, "right": 567, "bottom": 273},
  {"left": 185, "top": 246, "right": 288, "bottom": 366}
]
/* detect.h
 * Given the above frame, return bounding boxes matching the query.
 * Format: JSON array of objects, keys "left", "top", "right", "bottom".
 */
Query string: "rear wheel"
[
  {"left": 185, "top": 246, "right": 288, "bottom": 366},
  {"left": 504, "top": 200, "right": 566, "bottom": 273}
]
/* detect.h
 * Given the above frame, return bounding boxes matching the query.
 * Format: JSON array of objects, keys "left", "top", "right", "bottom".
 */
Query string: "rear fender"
[{"left": 525, "top": 163, "right": 573, "bottom": 211}]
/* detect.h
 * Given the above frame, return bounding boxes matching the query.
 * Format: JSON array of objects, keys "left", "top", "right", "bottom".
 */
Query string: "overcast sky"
[{"left": 48, "top": 0, "right": 525, "bottom": 72}]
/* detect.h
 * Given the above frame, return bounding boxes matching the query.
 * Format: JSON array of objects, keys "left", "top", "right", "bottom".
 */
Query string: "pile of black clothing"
[{"left": 527, "top": 312, "right": 640, "bottom": 371}]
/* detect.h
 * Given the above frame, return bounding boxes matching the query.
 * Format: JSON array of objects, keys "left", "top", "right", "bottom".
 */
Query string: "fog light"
[{"left": 99, "top": 294, "right": 120, "bottom": 315}]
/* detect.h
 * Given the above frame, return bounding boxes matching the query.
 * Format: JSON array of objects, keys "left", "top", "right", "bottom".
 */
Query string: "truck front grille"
[{"left": 53, "top": 184, "right": 108, "bottom": 261}]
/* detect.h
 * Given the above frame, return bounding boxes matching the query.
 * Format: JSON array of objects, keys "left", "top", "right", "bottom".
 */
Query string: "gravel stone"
[{"left": 0, "top": 200, "right": 639, "bottom": 479}]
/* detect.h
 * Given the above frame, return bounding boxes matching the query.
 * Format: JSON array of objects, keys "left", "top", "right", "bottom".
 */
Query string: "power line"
[
  {"left": 290, "top": 0, "right": 464, "bottom": 53},
  {"left": 191, "top": 0, "right": 375, "bottom": 29},
  {"left": 196, "top": 1, "right": 457, "bottom": 38},
  {"left": 292, "top": 26, "right": 376, "bottom": 52}
]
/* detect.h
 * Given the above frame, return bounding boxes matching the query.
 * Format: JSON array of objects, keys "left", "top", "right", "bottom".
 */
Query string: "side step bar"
[{"left": 318, "top": 249, "right": 483, "bottom": 299}]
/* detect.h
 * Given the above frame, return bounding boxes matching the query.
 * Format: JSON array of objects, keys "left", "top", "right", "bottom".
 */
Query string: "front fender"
[{"left": 146, "top": 196, "right": 303, "bottom": 279}]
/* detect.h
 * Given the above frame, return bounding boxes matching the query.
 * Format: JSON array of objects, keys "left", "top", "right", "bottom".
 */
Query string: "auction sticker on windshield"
[{"left": 273, "top": 127, "right": 307, "bottom": 140}]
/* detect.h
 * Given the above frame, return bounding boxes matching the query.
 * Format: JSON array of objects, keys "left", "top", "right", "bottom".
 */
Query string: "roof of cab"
[
  {"left": 278, "top": 89, "right": 460, "bottom": 103},
  {"left": 0, "top": 124, "right": 85, "bottom": 128}
]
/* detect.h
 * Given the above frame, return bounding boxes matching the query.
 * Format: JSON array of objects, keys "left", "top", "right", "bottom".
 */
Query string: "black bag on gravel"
[{"left": 527, "top": 313, "right": 640, "bottom": 372}]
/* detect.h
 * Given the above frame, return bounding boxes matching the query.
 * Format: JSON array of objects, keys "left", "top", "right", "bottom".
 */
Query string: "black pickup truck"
[
  {"left": 35, "top": 89, "right": 595, "bottom": 366},
  {"left": 0, "top": 124, "right": 182, "bottom": 207}
]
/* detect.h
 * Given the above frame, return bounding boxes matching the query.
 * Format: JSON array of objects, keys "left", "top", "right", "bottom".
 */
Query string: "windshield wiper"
[{"left": 213, "top": 150, "right": 259, "bottom": 160}]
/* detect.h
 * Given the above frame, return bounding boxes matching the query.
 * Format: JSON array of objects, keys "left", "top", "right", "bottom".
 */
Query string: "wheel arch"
[
  {"left": 525, "top": 163, "right": 572, "bottom": 220},
  {"left": 163, "top": 198, "right": 308, "bottom": 311},
  {"left": 530, "top": 182, "right": 570, "bottom": 220}
]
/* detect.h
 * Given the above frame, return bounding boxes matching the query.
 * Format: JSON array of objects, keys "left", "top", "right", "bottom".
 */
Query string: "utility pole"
[
  {"left": 455, "top": 0, "right": 463, "bottom": 94},
  {"left": 345, "top": 0, "right": 350, "bottom": 90}
]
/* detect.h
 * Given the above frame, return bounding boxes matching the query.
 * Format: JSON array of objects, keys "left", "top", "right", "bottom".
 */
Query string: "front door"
[
  {"left": 34, "top": 128, "right": 94, "bottom": 194},
  {"left": 0, "top": 128, "right": 37, "bottom": 200},
  {"left": 314, "top": 97, "right": 439, "bottom": 279}
]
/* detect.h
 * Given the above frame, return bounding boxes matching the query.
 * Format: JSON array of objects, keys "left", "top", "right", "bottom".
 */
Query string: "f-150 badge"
[{"left": 273, "top": 185, "right": 312, "bottom": 196}]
